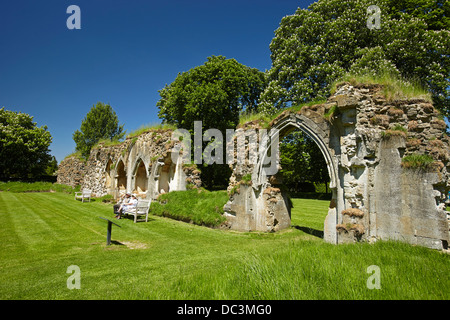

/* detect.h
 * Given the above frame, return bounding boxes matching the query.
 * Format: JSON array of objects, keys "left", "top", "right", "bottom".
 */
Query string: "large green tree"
[
  {"left": 157, "top": 55, "right": 266, "bottom": 132},
  {"left": 157, "top": 56, "right": 267, "bottom": 189},
  {"left": 0, "top": 108, "right": 53, "bottom": 179},
  {"left": 386, "top": 0, "right": 449, "bottom": 31},
  {"left": 73, "top": 102, "right": 125, "bottom": 159},
  {"left": 259, "top": 0, "right": 449, "bottom": 119}
]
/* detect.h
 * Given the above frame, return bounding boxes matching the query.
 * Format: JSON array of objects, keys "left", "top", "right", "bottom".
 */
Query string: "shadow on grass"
[
  {"left": 292, "top": 225, "right": 324, "bottom": 239},
  {"left": 108, "top": 240, "right": 149, "bottom": 250},
  {"left": 75, "top": 198, "right": 110, "bottom": 203},
  {"left": 116, "top": 215, "right": 156, "bottom": 223},
  {"left": 110, "top": 240, "right": 125, "bottom": 246}
]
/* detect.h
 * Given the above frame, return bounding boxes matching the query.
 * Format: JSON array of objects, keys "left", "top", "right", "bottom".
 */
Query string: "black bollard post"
[
  {"left": 106, "top": 220, "right": 112, "bottom": 246},
  {"left": 99, "top": 217, "right": 121, "bottom": 246}
]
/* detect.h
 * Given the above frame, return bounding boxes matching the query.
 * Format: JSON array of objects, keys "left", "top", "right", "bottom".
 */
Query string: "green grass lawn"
[
  {"left": 0, "top": 191, "right": 448, "bottom": 300},
  {"left": 151, "top": 189, "right": 228, "bottom": 227}
]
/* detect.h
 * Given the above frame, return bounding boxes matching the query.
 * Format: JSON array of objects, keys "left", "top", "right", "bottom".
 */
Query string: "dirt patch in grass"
[{"left": 121, "top": 241, "right": 148, "bottom": 250}]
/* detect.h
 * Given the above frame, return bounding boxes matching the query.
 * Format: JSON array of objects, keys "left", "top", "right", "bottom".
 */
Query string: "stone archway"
[
  {"left": 133, "top": 158, "right": 148, "bottom": 196},
  {"left": 224, "top": 83, "right": 450, "bottom": 250},
  {"left": 254, "top": 112, "right": 341, "bottom": 243},
  {"left": 116, "top": 159, "right": 127, "bottom": 193},
  {"left": 157, "top": 156, "right": 175, "bottom": 194},
  {"left": 105, "top": 159, "right": 113, "bottom": 193},
  {"left": 153, "top": 152, "right": 187, "bottom": 196},
  {"left": 224, "top": 108, "right": 342, "bottom": 243}
]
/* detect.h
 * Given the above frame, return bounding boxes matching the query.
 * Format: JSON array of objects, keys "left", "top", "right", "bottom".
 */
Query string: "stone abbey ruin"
[{"left": 58, "top": 83, "right": 450, "bottom": 250}]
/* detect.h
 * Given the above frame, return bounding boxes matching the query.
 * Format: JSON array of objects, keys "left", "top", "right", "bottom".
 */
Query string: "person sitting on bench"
[
  {"left": 116, "top": 194, "right": 138, "bottom": 219},
  {"left": 114, "top": 193, "right": 130, "bottom": 217}
]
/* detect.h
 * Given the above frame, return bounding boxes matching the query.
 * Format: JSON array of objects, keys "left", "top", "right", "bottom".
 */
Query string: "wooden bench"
[
  {"left": 74, "top": 189, "right": 92, "bottom": 202},
  {"left": 122, "top": 199, "right": 151, "bottom": 223}
]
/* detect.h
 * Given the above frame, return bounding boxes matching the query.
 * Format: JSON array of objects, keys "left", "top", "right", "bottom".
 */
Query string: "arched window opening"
[
  {"left": 105, "top": 159, "right": 113, "bottom": 190},
  {"left": 158, "top": 157, "right": 176, "bottom": 194},
  {"left": 134, "top": 160, "right": 148, "bottom": 194},
  {"left": 116, "top": 160, "right": 127, "bottom": 192}
]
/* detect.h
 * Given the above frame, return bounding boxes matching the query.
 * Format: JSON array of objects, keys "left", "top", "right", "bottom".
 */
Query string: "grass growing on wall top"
[
  {"left": 238, "top": 73, "right": 432, "bottom": 132},
  {"left": 237, "top": 99, "right": 327, "bottom": 129},
  {"left": 401, "top": 154, "right": 435, "bottom": 169},
  {"left": 126, "top": 123, "right": 177, "bottom": 139},
  {"left": 331, "top": 72, "right": 432, "bottom": 102},
  {"left": 62, "top": 150, "right": 85, "bottom": 162},
  {"left": 93, "top": 138, "right": 124, "bottom": 148}
]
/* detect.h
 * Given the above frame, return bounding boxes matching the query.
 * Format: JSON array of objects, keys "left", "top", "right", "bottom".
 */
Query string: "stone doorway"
[
  {"left": 224, "top": 110, "right": 340, "bottom": 244},
  {"left": 105, "top": 159, "right": 113, "bottom": 192},
  {"left": 158, "top": 157, "right": 175, "bottom": 194},
  {"left": 278, "top": 129, "right": 332, "bottom": 236},
  {"left": 134, "top": 159, "right": 148, "bottom": 196},
  {"left": 116, "top": 160, "right": 127, "bottom": 193}
]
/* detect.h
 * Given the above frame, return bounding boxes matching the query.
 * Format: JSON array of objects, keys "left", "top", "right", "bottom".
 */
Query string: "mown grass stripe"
[{"left": 0, "top": 193, "right": 29, "bottom": 258}]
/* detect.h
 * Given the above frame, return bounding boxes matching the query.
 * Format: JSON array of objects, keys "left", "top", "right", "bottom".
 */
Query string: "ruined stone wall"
[
  {"left": 56, "top": 155, "right": 86, "bottom": 187},
  {"left": 225, "top": 83, "right": 450, "bottom": 250},
  {"left": 56, "top": 83, "right": 450, "bottom": 249},
  {"left": 57, "top": 128, "right": 201, "bottom": 200},
  {"left": 333, "top": 83, "right": 449, "bottom": 249}
]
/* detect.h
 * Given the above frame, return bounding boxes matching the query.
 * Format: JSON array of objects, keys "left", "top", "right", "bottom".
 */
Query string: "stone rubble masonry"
[
  {"left": 224, "top": 82, "right": 450, "bottom": 250},
  {"left": 56, "top": 155, "right": 85, "bottom": 187},
  {"left": 57, "top": 128, "right": 201, "bottom": 200}
]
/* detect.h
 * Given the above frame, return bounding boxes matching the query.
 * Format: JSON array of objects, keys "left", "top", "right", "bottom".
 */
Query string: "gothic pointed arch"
[{"left": 133, "top": 158, "right": 149, "bottom": 194}]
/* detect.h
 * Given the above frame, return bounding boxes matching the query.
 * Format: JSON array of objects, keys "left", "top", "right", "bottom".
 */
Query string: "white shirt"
[{"left": 123, "top": 198, "right": 138, "bottom": 210}]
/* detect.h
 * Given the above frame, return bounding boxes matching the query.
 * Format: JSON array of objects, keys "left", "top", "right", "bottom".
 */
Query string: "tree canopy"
[
  {"left": 0, "top": 108, "right": 53, "bottom": 179},
  {"left": 73, "top": 102, "right": 125, "bottom": 159},
  {"left": 386, "top": 0, "right": 449, "bottom": 31},
  {"left": 157, "top": 55, "right": 266, "bottom": 133},
  {"left": 259, "top": 0, "right": 450, "bottom": 119}
]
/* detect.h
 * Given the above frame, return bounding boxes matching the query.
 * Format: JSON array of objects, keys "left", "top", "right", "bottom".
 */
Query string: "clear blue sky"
[{"left": 0, "top": 0, "right": 314, "bottom": 163}]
